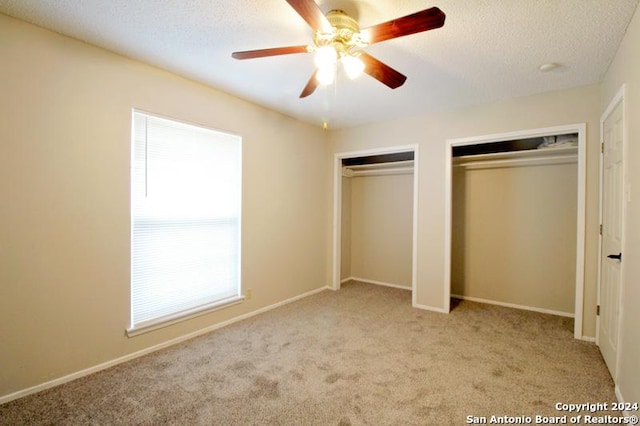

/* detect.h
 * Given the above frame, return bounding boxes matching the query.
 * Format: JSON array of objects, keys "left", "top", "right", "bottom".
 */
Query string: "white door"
[{"left": 598, "top": 100, "right": 624, "bottom": 378}]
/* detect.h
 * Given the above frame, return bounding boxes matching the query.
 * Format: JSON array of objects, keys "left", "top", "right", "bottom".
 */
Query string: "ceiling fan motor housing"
[{"left": 314, "top": 10, "right": 367, "bottom": 53}]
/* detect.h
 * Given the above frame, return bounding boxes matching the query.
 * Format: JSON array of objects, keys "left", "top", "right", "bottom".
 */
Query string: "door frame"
[
  {"left": 332, "top": 145, "right": 419, "bottom": 305},
  {"left": 444, "top": 123, "right": 587, "bottom": 339},
  {"left": 596, "top": 84, "right": 627, "bottom": 380}
]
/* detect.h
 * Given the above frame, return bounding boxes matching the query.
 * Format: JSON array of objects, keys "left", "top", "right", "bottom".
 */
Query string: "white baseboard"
[
  {"left": 413, "top": 302, "right": 450, "bottom": 313},
  {"left": 347, "top": 277, "right": 412, "bottom": 291},
  {"left": 451, "top": 294, "right": 575, "bottom": 318},
  {"left": 616, "top": 385, "right": 624, "bottom": 404},
  {"left": 580, "top": 336, "right": 596, "bottom": 343},
  {"left": 614, "top": 385, "right": 635, "bottom": 418},
  {"left": 0, "top": 285, "right": 330, "bottom": 405}
]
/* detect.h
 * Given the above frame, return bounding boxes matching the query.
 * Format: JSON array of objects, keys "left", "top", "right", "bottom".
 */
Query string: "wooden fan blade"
[
  {"left": 286, "top": 0, "right": 332, "bottom": 33},
  {"left": 300, "top": 69, "right": 319, "bottom": 98},
  {"left": 359, "top": 52, "right": 407, "bottom": 89},
  {"left": 232, "top": 45, "right": 309, "bottom": 60},
  {"left": 361, "top": 7, "right": 445, "bottom": 45}
]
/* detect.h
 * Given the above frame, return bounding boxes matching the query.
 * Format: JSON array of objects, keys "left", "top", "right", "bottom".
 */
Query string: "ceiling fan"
[{"left": 232, "top": 0, "right": 445, "bottom": 98}]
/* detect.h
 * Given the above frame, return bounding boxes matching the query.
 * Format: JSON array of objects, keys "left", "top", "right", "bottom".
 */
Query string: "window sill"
[{"left": 126, "top": 295, "right": 245, "bottom": 338}]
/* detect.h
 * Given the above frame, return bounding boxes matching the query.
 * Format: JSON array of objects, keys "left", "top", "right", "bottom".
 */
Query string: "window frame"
[{"left": 127, "top": 109, "right": 243, "bottom": 337}]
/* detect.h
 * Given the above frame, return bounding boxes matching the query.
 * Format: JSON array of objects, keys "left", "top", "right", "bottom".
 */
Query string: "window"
[{"left": 128, "top": 111, "right": 242, "bottom": 336}]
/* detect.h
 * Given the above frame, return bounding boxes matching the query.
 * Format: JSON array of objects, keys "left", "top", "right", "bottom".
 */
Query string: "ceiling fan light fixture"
[
  {"left": 342, "top": 54, "right": 365, "bottom": 79},
  {"left": 316, "top": 64, "right": 335, "bottom": 85},
  {"left": 314, "top": 45, "right": 337, "bottom": 69}
]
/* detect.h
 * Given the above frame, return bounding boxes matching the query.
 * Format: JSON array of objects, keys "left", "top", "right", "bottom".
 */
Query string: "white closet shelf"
[
  {"left": 343, "top": 160, "right": 414, "bottom": 177},
  {"left": 453, "top": 146, "right": 577, "bottom": 170}
]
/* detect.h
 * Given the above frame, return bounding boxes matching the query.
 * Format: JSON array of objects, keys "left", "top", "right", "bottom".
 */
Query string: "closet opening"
[
  {"left": 333, "top": 146, "right": 419, "bottom": 306},
  {"left": 445, "top": 124, "right": 586, "bottom": 339}
]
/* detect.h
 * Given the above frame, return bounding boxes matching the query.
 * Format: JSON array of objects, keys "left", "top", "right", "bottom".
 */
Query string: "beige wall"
[
  {"left": 349, "top": 173, "right": 414, "bottom": 288},
  {"left": 452, "top": 162, "right": 577, "bottom": 314},
  {"left": 329, "top": 84, "right": 601, "bottom": 333},
  {"left": 601, "top": 4, "right": 640, "bottom": 406},
  {"left": 0, "top": 15, "right": 328, "bottom": 399}
]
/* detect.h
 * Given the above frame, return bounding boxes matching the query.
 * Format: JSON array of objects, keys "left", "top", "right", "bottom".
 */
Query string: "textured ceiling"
[{"left": 1, "top": 0, "right": 638, "bottom": 129}]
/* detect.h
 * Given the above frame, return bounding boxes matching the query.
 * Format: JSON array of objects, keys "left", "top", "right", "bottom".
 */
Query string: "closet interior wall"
[
  {"left": 341, "top": 162, "right": 414, "bottom": 289},
  {"left": 451, "top": 142, "right": 578, "bottom": 316}
]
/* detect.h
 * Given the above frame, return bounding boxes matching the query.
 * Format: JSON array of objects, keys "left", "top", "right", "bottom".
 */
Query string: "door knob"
[{"left": 607, "top": 253, "right": 622, "bottom": 261}]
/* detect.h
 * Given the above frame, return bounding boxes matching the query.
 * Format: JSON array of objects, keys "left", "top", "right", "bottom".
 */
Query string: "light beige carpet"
[{"left": 1, "top": 281, "right": 616, "bottom": 425}]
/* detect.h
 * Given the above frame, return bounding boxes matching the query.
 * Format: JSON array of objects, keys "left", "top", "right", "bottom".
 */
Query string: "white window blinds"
[{"left": 130, "top": 111, "right": 242, "bottom": 333}]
